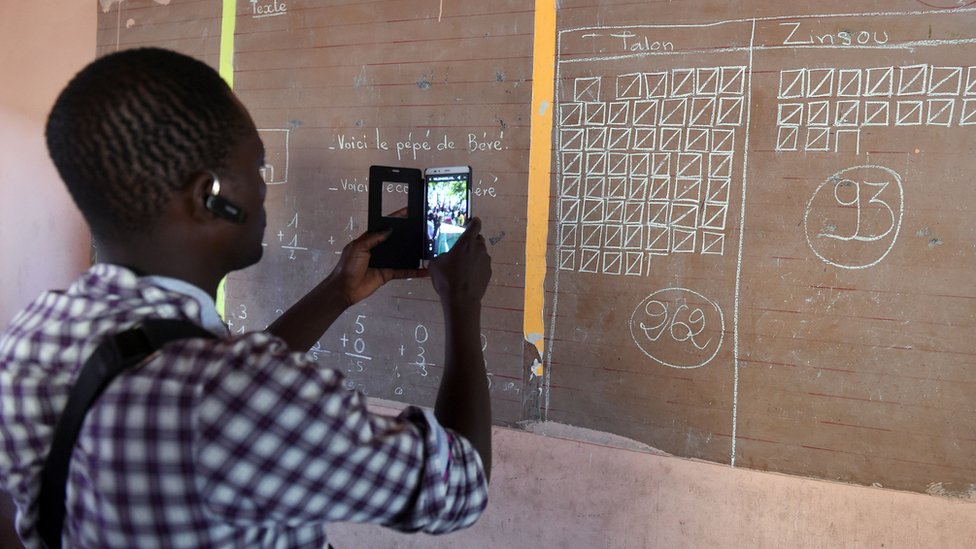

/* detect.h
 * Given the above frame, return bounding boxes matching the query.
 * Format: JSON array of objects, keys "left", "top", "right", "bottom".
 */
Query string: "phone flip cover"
[{"left": 368, "top": 165, "right": 425, "bottom": 269}]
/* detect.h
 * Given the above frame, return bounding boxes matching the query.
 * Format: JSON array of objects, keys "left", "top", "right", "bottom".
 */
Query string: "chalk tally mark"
[
  {"left": 556, "top": 68, "right": 745, "bottom": 275},
  {"left": 775, "top": 64, "right": 976, "bottom": 154}
]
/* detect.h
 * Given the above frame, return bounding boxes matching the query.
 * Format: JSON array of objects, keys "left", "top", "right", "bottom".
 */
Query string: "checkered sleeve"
[{"left": 191, "top": 333, "right": 488, "bottom": 534}]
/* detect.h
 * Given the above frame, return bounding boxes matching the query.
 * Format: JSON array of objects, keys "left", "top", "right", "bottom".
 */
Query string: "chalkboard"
[{"left": 97, "top": 0, "right": 976, "bottom": 496}]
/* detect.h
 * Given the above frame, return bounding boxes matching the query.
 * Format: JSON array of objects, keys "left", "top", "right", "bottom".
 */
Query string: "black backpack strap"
[{"left": 37, "top": 319, "right": 216, "bottom": 549}]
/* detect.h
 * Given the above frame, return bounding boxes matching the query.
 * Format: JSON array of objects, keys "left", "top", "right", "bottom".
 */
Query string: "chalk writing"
[
  {"left": 556, "top": 67, "right": 744, "bottom": 276},
  {"left": 337, "top": 178, "right": 368, "bottom": 193},
  {"left": 779, "top": 21, "right": 890, "bottom": 47},
  {"left": 804, "top": 165, "right": 904, "bottom": 270},
  {"left": 307, "top": 340, "right": 327, "bottom": 362},
  {"left": 270, "top": 212, "right": 307, "bottom": 260},
  {"left": 482, "top": 332, "right": 492, "bottom": 389},
  {"left": 327, "top": 128, "right": 506, "bottom": 160},
  {"left": 775, "top": 64, "right": 976, "bottom": 154},
  {"left": 579, "top": 30, "right": 676, "bottom": 52},
  {"left": 340, "top": 314, "right": 372, "bottom": 373},
  {"left": 630, "top": 287, "right": 725, "bottom": 369},
  {"left": 408, "top": 323, "right": 434, "bottom": 377},
  {"left": 225, "top": 303, "right": 248, "bottom": 335},
  {"left": 474, "top": 183, "right": 498, "bottom": 198},
  {"left": 257, "top": 129, "right": 290, "bottom": 185},
  {"left": 250, "top": 0, "right": 287, "bottom": 19}
]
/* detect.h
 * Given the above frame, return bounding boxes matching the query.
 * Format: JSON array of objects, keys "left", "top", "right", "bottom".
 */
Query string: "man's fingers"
[
  {"left": 353, "top": 228, "right": 393, "bottom": 251},
  {"left": 457, "top": 217, "right": 483, "bottom": 245}
]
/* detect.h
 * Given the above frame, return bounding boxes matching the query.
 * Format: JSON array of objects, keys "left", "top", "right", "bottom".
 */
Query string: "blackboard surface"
[{"left": 97, "top": 0, "right": 976, "bottom": 496}]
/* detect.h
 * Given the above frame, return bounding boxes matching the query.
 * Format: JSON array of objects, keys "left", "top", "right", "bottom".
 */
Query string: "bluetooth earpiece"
[{"left": 204, "top": 171, "right": 247, "bottom": 224}]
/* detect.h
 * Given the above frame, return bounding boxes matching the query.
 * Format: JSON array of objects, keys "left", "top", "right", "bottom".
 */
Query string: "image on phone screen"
[{"left": 425, "top": 171, "right": 470, "bottom": 258}]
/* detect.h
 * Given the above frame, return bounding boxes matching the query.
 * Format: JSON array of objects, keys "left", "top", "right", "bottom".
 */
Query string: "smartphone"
[{"left": 424, "top": 166, "right": 472, "bottom": 259}]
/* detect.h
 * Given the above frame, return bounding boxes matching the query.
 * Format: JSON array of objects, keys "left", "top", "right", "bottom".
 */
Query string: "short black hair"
[{"left": 46, "top": 47, "right": 250, "bottom": 237}]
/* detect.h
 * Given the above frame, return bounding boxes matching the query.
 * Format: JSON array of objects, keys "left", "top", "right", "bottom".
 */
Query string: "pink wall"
[
  {"left": 3, "top": 3, "right": 976, "bottom": 548},
  {"left": 0, "top": 1, "right": 93, "bottom": 324},
  {"left": 0, "top": 4, "right": 93, "bottom": 544},
  {"left": 332, "top": 405, "right": 976, "bottom": 548}
]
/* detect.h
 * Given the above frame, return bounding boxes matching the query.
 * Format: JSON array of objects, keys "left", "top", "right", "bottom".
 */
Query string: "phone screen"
[{"left": 425, "top": 169, "right": 471, "bottom": 258}]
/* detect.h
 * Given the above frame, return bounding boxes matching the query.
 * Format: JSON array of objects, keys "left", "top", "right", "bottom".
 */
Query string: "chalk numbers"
[
  {"left": 823, "top": 179, "right": 894, "bottom": 242},
  {"left": 308, "top": 341, "right": 323, "bottom": 362},
  {"left": 326, "top": 318, "right": 497, "bottom": 399},
  {"left": 341, "top": 314, "right": 371, "bottom": 372},
  {"left": 639, "top": 300, "right": 711, "bottom": 350},
  {"left": 224, "top": 303, "right": 248, "bottom": 334},
  {"left": 631, "top": 288, "right": 725, "bottom": 369},
  {"left": 804, "top": 165, "right": 904, "bottom": 270},
  {"left": 482, "top": 333, "right": 492, "bottom": 388},
  {"left": 391, "top": 323, "right": 438, "bottom": 398},
  {"left": 279, "top": 213, "right": 308, "bottom": 260},
  {"left": 411, "top": 324, "right": 431, "bottom": 377}
]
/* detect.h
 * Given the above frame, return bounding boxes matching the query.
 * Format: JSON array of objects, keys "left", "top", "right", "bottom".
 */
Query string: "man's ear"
[{"left": 182, "top": 170, "right": 218, "bottom": 223}]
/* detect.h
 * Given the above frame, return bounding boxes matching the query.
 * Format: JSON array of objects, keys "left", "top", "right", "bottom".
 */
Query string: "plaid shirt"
[{"left": 0, "top": 264, "right": 487, "bottom": 548}]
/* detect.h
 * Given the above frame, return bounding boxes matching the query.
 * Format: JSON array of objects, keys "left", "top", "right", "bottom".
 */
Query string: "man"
[{"left": 0, "top": 47, "right": 491, "bottom": 547}]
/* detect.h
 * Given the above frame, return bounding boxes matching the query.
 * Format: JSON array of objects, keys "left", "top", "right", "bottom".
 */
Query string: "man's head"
[
  {"left": 46, "top": 47, "right": 254, "bottom": 238},
  {"left": 46, "top": 48, "right": 267, "bottom": 279}
]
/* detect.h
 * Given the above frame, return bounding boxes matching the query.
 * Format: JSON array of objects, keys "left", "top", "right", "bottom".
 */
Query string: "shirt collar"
[{"left": 141, "top": 275, "right": 228, "bottom": 336}]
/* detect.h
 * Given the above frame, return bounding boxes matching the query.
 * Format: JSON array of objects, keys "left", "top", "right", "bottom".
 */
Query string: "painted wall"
[
  {"left": 0, "top": 2, "right": 94, "bottom": 546},
  {"left": 3, "top": 3, "right": 975, "bottom": 549},
  {"left": 330, "top": 403, "right": 976, "bottom": 549},
  {"left": 0, "top": 1, "right": 93, "bottom": 324}
]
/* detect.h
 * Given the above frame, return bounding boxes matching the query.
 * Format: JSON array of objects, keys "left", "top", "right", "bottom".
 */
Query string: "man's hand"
[
  {"left": 428, "top": 218, "right": 491, "bottom": 308},
  {"left": 429, "top": 218, "right": 493, "bottom": 481},
  {"left": 329, "top": 229, "right": 429, "bottom": 308},
  {"left": 267, "top": 228, "right": 426, "bottom": 351}
]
